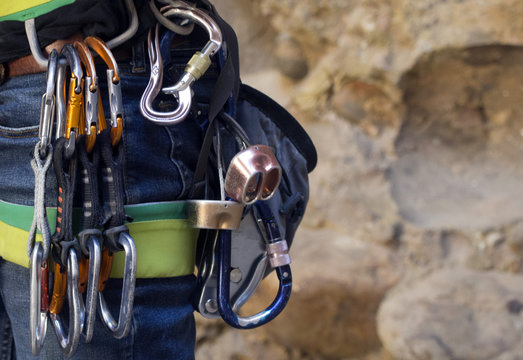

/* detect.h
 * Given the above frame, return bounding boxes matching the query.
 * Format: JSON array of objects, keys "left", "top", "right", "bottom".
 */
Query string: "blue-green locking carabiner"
[{"left": 217, "top": 202, "right": 292, "bottom": 329}]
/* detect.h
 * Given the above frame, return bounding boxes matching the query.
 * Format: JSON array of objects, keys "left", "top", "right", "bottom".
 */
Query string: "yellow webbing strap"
[
  {"left": 0, "top": 200, "right": 198, "bottom": 278},
  {"left": 0, "top": 0, "right": 75, "bottom": 22}
]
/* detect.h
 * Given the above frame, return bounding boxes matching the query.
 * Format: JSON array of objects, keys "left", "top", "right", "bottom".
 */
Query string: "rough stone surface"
[
  {"left": 377, "top": 268, "right": 523, "bottom": 360},
  {"left": 197, "top": 0, "right": 523, "bottom": 359},
  {"left": 240, "top": 226, "right": 403, "bottom": 358}
]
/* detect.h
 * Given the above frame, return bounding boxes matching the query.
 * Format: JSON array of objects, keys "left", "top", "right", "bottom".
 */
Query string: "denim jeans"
[{"left": 0, "top": 60, "right": 202, "bottom": 359}]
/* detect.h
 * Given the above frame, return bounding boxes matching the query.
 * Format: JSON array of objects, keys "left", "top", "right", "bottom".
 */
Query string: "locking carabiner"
[
  {"left": 139, "top": 24, "right": 192, "bottom": 125},
  {"left": 160, "top": 2, "right": 222, "bottom": 94},
  {"left": 74, "top": 41, "right": 99, "bottom": 153},
  {"left": 84, "top": 36, "right": 124, "bottom": 146},
  {"left": 216, "top": 202, "right": 292, "bottom": 329},
  {"left": 140, "top": 2, "right": 222, "bottom": 125},
  {"left": 98, "top": 227, "right": 137, "bottom": 339}
]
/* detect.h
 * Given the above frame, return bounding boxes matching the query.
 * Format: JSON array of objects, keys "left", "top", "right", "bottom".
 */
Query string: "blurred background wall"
[{"left": 196, "top": 1, "right": 523, "bottom": 359}]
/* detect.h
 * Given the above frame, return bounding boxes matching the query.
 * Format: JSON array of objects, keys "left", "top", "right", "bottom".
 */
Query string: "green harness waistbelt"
[
  {"left": 0, "top": 0, "right": 75, "bottom": 22},
  {"left": 0, "top": 200, "right": 198, "bottom": 278}
]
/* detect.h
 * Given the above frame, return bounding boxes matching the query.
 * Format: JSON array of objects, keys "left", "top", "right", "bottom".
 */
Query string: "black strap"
[
  {"left": 98, "top": 129, "right": 126, "bottom": 229},
  {"left": 51, "top": 137, "right": 80, "bottom": 268},
  {"left": 76, "top": 135, "right": 102, "bottom": 230},
  {"left": 98, "top": 129, "right": 129, "bottom": 253},
  {"left": 189, "top": 2, "right": 241, "bottom": 199}
]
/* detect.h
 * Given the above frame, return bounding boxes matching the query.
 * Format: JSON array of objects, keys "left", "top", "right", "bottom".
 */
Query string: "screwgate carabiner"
[
  {"left": 49, "top": 249, "right": 83, "bottom": 358},
  {"left": 84, "top": 36, "right": 124, "bottom": 146},
  {"left": 216, "top": 202, "right": 292, "bottom": 329},
  {"left": 140, "top": 24, "right": 192, "bottom": 125},
  {"left": 29, "top": 242, "right": 48, "bottom": 355},
  {"left": 161, "top": 2, "right": 222, "bottom": 94},
  {"left": 98, "top": 229, "right": 137, "bottom": 339},
  {"left": 140, "top": 1, "right": 222, "bottom": 125}
]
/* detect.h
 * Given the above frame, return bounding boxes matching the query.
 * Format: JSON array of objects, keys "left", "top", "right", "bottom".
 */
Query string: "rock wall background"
[{"left": 196, "top": 1, "right": 523, "bottom": 359}]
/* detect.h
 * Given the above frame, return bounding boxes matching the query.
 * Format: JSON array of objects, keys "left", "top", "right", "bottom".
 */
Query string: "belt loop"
[{"left": 131, "top": 41, "right": 146, "bottom": 74}]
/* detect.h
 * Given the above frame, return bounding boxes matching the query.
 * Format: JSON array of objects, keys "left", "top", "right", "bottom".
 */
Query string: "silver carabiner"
[
  {"left": 161, "top": 2, "right": 222, "bottom": 94},
  {"left": 29, "top": 242, "right": 48, "bottom": 355},
  {"left": 98, "top": 231, "right": 137, "bottom": 339},
  {"left": 37, "top": 49, "right": 58, "bottom": 158},
  {"left": 139, "top": 24, "right": 193, "bottom": 125},
  {"left": 49, "top": 249, "right": 83, "bottom": 358},
  {"left": 78, "top": 231, "right": 102, "bottom": 343}
]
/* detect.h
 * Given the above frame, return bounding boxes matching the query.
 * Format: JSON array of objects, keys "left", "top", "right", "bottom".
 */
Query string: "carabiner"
[
  {"left": 78, "top": 230, "right": 102, "bottom": 342},
  {"left": 98, "top": 228, "right": 137, "bottom": 339},
  {"left": 216, "top": 202, "right": 292, "bottom": 329},
  {"left": 84, "top": 36, "right": 124, "bottom": 146},
  {"left": 49, "top": 249, "right": 83, "bottom": 358},
  {"left": 161, "top": 2, "right": 222, "bottom": 94},
  {"left": 29, "top": 242, "right": 48, "bottom": 355},
  {"left": 37, "top": 49, "right": 58, "bottom": 158},
  {"left": 74, "top": 41, "right": 99, "bottom": 153},
  {"left": 57, "top": 45, "right": 83, "bottom": 159},
  {"left": 139, "top": 24, "right": 192, "bottom": 125}
]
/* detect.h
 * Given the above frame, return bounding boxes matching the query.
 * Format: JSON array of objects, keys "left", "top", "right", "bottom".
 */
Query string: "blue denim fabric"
[{"left": 0, "top": 63, "right": 201, "bottom": 359}]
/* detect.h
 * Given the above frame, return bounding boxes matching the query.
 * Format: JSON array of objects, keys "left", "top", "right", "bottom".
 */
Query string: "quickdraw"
[
  {"left": 49, "top": 44, "right": 84, "bottom": 357},
  {"left": 28, "top": 49, "right": 58, "bottom": 356}
]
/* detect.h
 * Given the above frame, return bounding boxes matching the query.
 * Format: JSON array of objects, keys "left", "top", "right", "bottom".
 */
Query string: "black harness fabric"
[
  {"left": 98, "top": 129, "right": 126, "bottom": 229},
  {"left": 77, "top": 135, "right": 102, "bottom": 230},
  {"left": 51, "top": 137, "right": 80, "bottom": 268},
  {"left": 0, "top": 0, "right": 156, "bottom": 64}
]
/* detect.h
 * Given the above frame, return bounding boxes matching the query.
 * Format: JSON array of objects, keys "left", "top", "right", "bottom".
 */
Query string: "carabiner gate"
[
  {"left": 161, "top": 2, "right": 222, "bottom": 94},
  {"left": 74, "top": 41, "right": 99, "bottom": 153},
  {"left": 78, "top": 230, "right": 102, "bottom": 343},
  {"left": 37, "top": 49, "right": 58, "bottom": 158},
  {"left": 29, "top": 242, "right": 48, "bottom": 355}
]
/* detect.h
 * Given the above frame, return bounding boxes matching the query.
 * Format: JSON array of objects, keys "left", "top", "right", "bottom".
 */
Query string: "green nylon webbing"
[
  {"left": 0, "top": 0, "right": 75, "bottom": 22},
  {"left": 0, "top": 200, "right": 198, "bottom": 278}
]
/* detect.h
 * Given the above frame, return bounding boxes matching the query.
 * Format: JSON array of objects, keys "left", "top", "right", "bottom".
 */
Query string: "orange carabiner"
[
  {"left": 84, "top": 36, "right": 124, "bottom": 147},
  {"left": 58, "top": 44, "right": 84, "bottom": 158},
  {"left": 49, "top": 263, "right": 67, "bottom": 315}
]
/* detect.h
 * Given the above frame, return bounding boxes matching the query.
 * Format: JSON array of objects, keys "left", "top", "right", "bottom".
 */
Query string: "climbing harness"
[{"left": 18, "top": 0, "right": 317, "bottom": 356}]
